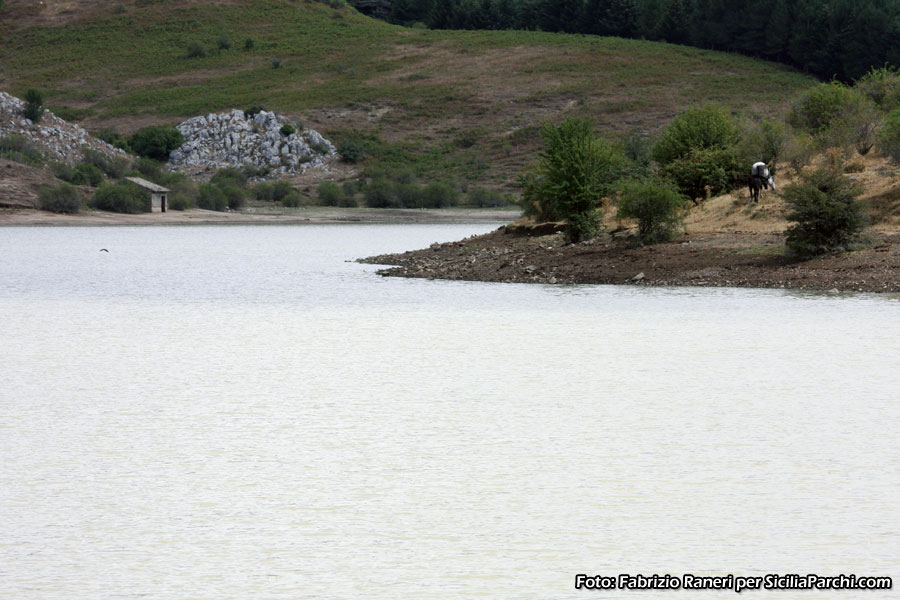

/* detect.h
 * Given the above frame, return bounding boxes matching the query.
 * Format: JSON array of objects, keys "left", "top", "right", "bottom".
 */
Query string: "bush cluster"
[
  {"left": 186, "top": 42, "right": 206, "bottom": 58},
  {"left": 362, "top": 178, "right": 459, "bottom": 209},
  {"left": 317, "top": 181, "right": 356, "bottom": 207},
  {"left": 91, "top": 181, "right": 149, "bottom": 213},
  {"left": 252, "top": 180, "right": 300, "bottom": 206},
  {"left": 81, "top": 147, "right": 129, "bottom": 178},
  {"left": 616, "top": 180, "right": 686, "bottom": 244},
  {"left": 652, "top": 105, "right": 739, "bottom": 165},
  {"left": 94, "top": 128, "right": 131, "bottom": 152},
  {"left": 192, "top": 167, "right": 247, "bottom": 210},
  {"left": 660, "top": 147, "right": 742, "bottom": 202},
  {"left": 337, "top": 139, "right": 365, "bottom": 163},
  {"left": 0, "top": 134, "right": 43, "bottom": 166},
  {"left": 877, "top": 108, "right": 900, "bottom": 162},
  {"left": 129, "top": 126, "right": 184, "bottom": 161},
  {"left": 467, "top": 188, "right": 511, "bottom": 207},
  {"left": 39, "top": 183, "right": 81, "bottom": 213}
]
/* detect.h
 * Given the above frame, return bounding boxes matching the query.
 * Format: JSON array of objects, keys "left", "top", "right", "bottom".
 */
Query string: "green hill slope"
[{"left": 0, "top": 0, "right": 817, "bottom": 188}]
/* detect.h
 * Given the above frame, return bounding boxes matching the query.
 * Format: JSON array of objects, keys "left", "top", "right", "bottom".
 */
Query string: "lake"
[{"left": 1, "top": 225, "right": 898, "bottom": 599}]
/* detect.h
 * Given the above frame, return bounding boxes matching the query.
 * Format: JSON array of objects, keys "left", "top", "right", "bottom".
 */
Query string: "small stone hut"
[{"left": 125, "top": 177, "right": 170, "bottom": 213}]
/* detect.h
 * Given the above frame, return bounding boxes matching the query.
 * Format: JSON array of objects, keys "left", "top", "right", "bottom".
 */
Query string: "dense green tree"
[
  {"left": 23, "top": 89, "right": 43, "bottom": 123},
  {"left": 601, "top": 0, "right": 639, "bottom": 36},
  {"left": 654, "top": 0, "right": 690, "bottom": 44},
  {"left": 129, "top": 126, "right": 184, "bottom": 161},
  {"left": 783, "top": 168, "right": 865, "bottom": 257},
  {"left": 366, "top": 0, "right": 900, "bottom": 83},
  {"left": 522, "top": 119, "right": 625, "bottom": 243},
  {"left": 762, "top": 0, "right": 792, "bottom": 61}
]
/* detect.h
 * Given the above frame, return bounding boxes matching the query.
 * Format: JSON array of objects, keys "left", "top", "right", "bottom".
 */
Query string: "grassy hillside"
[{"left": 0, "top": 0, "right": 817, "bottom": 188}]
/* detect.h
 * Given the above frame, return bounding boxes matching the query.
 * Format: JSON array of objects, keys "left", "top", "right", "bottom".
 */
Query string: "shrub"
[
  {"left": 220, "top": 185, "right": 245, "bottom": 210},
  {"left": 39, "top": 183, "right": 81, "bottom": 213},
  {"left": 196, "top": 183, "right": 227, "bottom": 211},
  {"left": 849, "top": 103, "right": 881, "bottom": 155},
  {"left": 738, "top": 119, "right": 789, "bottom": 170},
  {"left": 784, "top": 131, "right": 817, "bottom": 172},
  {"left": 168, "top": 194, "right": 190, "bottom": 210},
  {"left": 0, "top": 134, "right": 43, "bottom": 166},
  {"left": 661, "top": 147, "right": 742, "bottom": 201},
  {"left": 788, "top": 82, "right": 865, "bottom": 134},
  {"left": 23, "top": 89, "right": 43, "bottom": 123},
  {"left": 167, "top": 178, "right": 196, "bottom": 210},
  {"left": 81, "top": 147, "right": 128, "bottom": 178},
  {"left": 877, "top": 108, "right": 900, "bottom": 161},
  {"left": 809, "top": 92, "right": 881, "bottom": 154},
  {"left": 855, "top": 66, "right": 900, "bottom": 111},
  {"left": 616, "top": 180, "right": 686, "bottom": 244},
  {"left": 71, "top": 162, "right": 104, "bottom": 187},
  {"left": 363, "top": 177, "right": 397, "bottom": 208},
  {"left": 622, "top": 132, "right": 653, "bottom": 178},
  {"left": 783, "top": 168, "right": 865, "bottom": 257},
  {"left": 244, "top": 105, "right": 267, "bottom": 119},
  {"left": 217, "top": 34, "right": 232, "bottom": 50},
  {"left": 129, "top": 126, "right": 184, "bottom": 161},
  {"left": 244, "top": 37, "right": 255, "bottom": 51},
  {"left": 280, "top": 123, "right": 296, "bottom": 137},
  {"left": 317, "top": 181, "right": 344, "bottom": 206},
  {"left": 91, "top": 181, "right": 149, "bottom": 213},
  {"left": 522, "top": 118, "right": 625, "bottom": 243},
  {"left": 337, "top": 139, "right": 365, "bottom": 163},
  {"left": 651, "top": 105, "right": 739, "bottom": 165},
  {"left": 342, "top": 180, "right": 361, "bottom": 196},
  {"left": 253, "top": 182, "right": 275, "bottom": 202},
  {"left": 241, "top": 163, "right": 269, "bottom": 178},
  {"left": 468, "top": 188, "right": 509, "bottom": 207},
  {"left": 210, "top": 167, "right": 247, "bottom": 188},
  {"left": 186, "top": 42, "right": 207, "bottom": 58},
  {"left": 421, "top": 181, "right": 459, "bottom": 208},
  {"left": 272, "top": 180, "right": 295, "bottom": 202},
  {"left": 337, "top": 193, "right": 357, "bottom": 207},
  {"left": 281, "top": 191, "right": 303, "bottom": 207},
  {"left": 95, "top": 128, "right": 131, "bottom": 152},
  {"left": 132, "top": 157, "right": 165, "bottom": 182},
  {"left": 51, "top": 162, "right": 75, "bottom": 182},
  {"left": 395, "top": 183, "right": 424, "bottom": 208}
]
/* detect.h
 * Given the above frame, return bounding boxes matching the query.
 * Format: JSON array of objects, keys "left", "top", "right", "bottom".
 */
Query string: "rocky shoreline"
[{"left": 361, "top": 228, "right": 900, "bottom": 293}]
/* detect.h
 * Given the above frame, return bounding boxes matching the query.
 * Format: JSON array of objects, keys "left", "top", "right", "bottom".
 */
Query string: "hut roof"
[{"left": 125, "top": 177, "right": 170, "bottom": 193}]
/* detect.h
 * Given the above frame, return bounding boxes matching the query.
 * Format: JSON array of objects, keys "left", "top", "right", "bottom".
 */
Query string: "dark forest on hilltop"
[{"left": 353, "top": 0, "right": 900, "bottom": 82}]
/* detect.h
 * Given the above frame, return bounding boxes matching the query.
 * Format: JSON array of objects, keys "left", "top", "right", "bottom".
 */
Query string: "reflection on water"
[{"left": 1, "top": 226, "right": 898, "bottom": 599}]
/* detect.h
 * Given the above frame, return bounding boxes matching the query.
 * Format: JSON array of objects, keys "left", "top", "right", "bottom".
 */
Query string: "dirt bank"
[{"left": 361, "top": 228, "right": 900, "bottom": 293}]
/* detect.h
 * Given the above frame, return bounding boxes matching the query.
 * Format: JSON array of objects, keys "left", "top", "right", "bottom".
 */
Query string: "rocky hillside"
[
  {"left": 169, "top": 109, "right": 336, "bottom": 175},
  {"left": 0, "top": 91, "right": 125, "bottom": 164}
]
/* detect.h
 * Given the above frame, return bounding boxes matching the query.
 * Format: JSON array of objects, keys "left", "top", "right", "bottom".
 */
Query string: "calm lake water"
[{"left": 1, "top": 225, "right": 898, "bottom": 599}]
